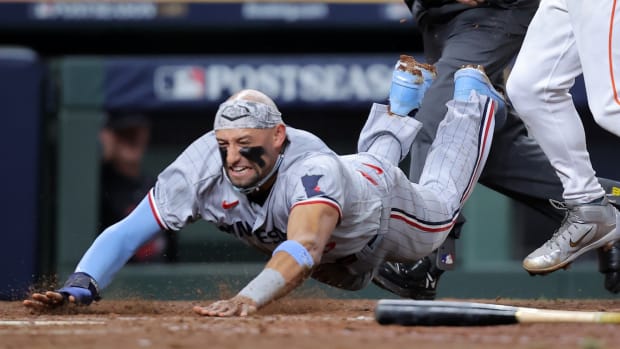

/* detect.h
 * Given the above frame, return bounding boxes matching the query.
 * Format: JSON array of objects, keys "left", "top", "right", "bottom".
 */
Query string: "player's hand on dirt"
[
  {"left": 456, "top": 0, "right": 485, "bottom": 6},
  {"left": 23, "top": 291, "right": 72, "bottom": 310},
  {"left": 193, "top": 295, "right": 258, "bottom": 317},
  {"left": 24, "top": 282, "right": 96, "bottom": 310}
]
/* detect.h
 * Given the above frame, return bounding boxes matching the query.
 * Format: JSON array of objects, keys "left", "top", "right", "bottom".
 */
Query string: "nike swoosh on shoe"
[{"left": 569, "top": 226, "right": 593, "bottom": 248}]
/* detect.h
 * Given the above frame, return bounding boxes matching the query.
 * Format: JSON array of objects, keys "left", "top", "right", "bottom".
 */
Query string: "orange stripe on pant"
[{"left": 609, "top": 0, "right": 620, "bottom": 105}]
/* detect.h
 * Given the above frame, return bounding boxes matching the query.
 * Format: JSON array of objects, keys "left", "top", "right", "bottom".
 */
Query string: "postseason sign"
[{"left": 102, "top": 55, "right": 419, "bottom": 110}]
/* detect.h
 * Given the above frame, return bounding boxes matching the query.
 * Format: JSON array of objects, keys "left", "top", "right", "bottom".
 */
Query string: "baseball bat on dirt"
[{"left": 375, "top": 299, "right": 620, "bottom": 326}]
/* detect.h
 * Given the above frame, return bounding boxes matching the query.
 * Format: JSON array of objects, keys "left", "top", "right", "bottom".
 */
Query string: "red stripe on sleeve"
[{"left": 148, "top": 189, "right": 168, "bottom": 230}]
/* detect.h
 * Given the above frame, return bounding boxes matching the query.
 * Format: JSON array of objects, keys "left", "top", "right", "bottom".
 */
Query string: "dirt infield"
[{"left": 2, "top": 298, "right": 620, "bottom": 349}]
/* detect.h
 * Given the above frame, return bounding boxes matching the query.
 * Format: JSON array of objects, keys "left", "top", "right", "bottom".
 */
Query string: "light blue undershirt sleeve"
[{"left": 75, "top": 195, "right": 163, "bottom": 289}]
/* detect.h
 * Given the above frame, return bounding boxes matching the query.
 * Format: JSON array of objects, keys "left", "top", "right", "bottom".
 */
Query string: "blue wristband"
[
  {"left": 57, "top": 287, "right": 94, "bottom": 305},
  {"left": 272, "top": 240, "right": 315, "bottom": 269},
  {"left": 57, "top": 272, "right": 101, "bottom": 305}
]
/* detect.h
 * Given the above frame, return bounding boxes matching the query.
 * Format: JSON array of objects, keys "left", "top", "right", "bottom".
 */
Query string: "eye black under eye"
[
  {"left": 218, "top": 147, "right": 227, "bottom": 162},
  {"left": 239, "top": 146, "right": 266, "bottom": 168}
]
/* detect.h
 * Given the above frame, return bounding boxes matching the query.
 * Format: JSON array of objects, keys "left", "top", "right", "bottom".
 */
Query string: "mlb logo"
[
  {"left": 154, "top": 66, "right": 206, "bottom": 101},
  {"left": 441, "top": 253, "right": 454, "bottom": 265}
]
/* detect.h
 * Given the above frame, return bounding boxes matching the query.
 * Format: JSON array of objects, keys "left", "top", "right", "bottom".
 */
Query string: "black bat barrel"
[{"left": 375, "top": 300, "right": 519, "bottom": 326}]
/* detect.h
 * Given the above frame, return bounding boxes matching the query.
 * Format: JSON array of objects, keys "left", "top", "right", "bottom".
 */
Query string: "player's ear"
[{"left": 273, "top": 124, "right": 286, "bottom": 147}]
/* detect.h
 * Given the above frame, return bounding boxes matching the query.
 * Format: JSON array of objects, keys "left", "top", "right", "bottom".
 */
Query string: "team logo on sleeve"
[{"left": 301, "top": 174, "right": 325, "bottom": 198}]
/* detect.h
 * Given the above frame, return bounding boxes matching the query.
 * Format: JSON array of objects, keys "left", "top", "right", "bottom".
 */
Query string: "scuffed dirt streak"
[{"left": 2, "top": 298, "right": 620, "bottom": 349}]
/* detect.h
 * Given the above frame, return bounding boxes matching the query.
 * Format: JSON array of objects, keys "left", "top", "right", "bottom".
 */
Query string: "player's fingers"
[
  {"left": 205, "top": 303, "right": 236, "bottom": 317},
  {"left": 68, "top": 295, "right": 76, "bottom": 304},
  {"left": 217, "top": 305, "right": 238, "bottom": 317},
  {"left": 193, "top": 305, "right": 209, "bottom": 315},
  {"left": 24, "top": 291, "right": 68, "bottom": 310},
  {"left": 210, "top": 302, "right": 235, "bottom": 317},
  {"left": 31, "top": 292, "right": 62, "bottom": 305},
  {"left": 45, "top": 291, "right": 66, "bottom": 303},
  {"left": 23, "top": 299, "right": 57, "bottom": 310},
  {"left": 23, "top": 299, "right": 46, "bottom": 310},
  {"left": 30, "top": 292, "right": 52, "bottom": 303},
  {"left": 193, "top": 305, "right": 221, "bottom": 316}
]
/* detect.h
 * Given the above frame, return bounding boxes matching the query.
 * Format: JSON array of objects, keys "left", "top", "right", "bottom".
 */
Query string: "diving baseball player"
[{"left": 24, "top": 61, "right": 504, "bottom": 316}]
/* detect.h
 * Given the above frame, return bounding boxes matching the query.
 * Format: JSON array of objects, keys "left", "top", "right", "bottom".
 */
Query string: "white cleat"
[{"left": 523, "top": 197, "right": 620, "bottom": 274}]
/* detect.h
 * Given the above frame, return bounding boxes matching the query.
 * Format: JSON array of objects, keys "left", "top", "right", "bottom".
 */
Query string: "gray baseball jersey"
[
  {"left": 149, "top": 125, "right": 393, "bottom": 262},
  {"left": 148, "top": 99, "right": 495, "bottom": 288}
]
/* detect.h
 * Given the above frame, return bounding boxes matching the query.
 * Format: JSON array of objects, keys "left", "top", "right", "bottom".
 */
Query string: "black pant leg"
[{"left": 409, "top": 6, "right": 564, "bottom": 221}]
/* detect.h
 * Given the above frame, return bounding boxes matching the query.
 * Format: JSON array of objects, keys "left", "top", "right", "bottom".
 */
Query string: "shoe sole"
[
  {"left": 397, "top": 54, "right": 436, "bottom": 83},
  {"left": 524, "top": 212, "right": 620, "bottom": 275},
  {"left": 372, "top": 276, "right": 436, "bottom": 300},
  {"left": 454, "top": 68, "right": 505, "bottom": 106},
  {"left": 389, "top": 56, "right": 436, "bottom": 116}
]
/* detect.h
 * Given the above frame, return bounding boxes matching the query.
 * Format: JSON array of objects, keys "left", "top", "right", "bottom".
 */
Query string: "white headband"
[{"left": 214, "top": 99, "right": 283, "bottom": 130}]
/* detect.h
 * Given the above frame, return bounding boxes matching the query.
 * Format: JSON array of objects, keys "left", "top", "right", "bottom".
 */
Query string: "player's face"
[{"left": 215, "top": 126, "right": 285, "bottom": 189}]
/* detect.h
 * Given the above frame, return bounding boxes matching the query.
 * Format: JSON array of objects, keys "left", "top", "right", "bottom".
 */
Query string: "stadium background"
[{"left": 1, "top": 0, "right": 619, "bottom": 301}]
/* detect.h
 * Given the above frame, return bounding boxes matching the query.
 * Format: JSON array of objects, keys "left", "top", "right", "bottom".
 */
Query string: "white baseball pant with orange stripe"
[{"left": 507, "top": 0, "right": 620, "bottom": 203}]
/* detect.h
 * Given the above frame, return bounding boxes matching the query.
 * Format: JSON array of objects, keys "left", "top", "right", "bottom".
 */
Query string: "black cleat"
[
  {"left": 598, "top": 177, "right": 620, "bottom": 293},
  {"left": 598, "top": 240, "right": 620, "bottom": 294},
  {"left": 373, "top": 218, "right": 461, "bottom": 299},
  {"left": 372, "top": 251, "right": 444, "bottom": 300}
]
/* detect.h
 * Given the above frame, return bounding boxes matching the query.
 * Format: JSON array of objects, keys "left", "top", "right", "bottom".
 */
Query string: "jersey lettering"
[
  {"left": 218, "top": 221, "right": 286, "bottom": 245},
  {"left": 254, "top": 226, "right": 286, "bottom": 244},
  {"left": 218, "top": 220, "right": 253, "bottom": 239}
]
